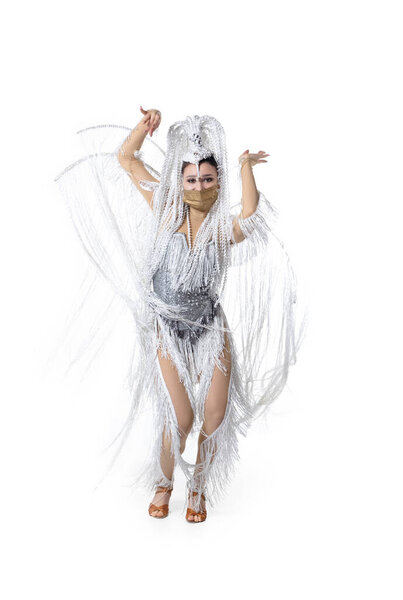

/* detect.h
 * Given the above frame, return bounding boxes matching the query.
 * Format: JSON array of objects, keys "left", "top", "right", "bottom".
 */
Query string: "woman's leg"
[
  {"left": 150, "top": 345, "right": 195, "bottom": 517},
  {"left": 201, "top": 330, "right": 232, "bottom": 436},
  {"left": 188, "top": 331, "right": 232, "bottom": 521}
]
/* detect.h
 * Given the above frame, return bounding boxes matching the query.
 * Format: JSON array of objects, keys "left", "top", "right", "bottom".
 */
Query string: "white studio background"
[{"left": 1, "top": 1, "right": 402, "bottom": 598}]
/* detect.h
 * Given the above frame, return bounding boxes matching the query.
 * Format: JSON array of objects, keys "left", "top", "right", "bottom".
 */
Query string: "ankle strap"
[
  {"left": 189, "top": 490, "right": 206, "bottom": 500},
  {"left": 155, "top": 485, "right": 173, "bottom": 493}
]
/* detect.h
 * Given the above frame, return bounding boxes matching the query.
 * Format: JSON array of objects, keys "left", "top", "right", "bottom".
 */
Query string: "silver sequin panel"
[{"left": 152, "top": 232, "right": 219, "bottom": 342}]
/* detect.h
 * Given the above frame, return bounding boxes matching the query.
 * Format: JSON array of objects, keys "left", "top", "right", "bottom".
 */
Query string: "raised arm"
[
  {"left": 232, "top": 149, "right": 270, "bottom": 242},
  {"left": 118, "top": 106, "right": 162, "bottom": 209}
]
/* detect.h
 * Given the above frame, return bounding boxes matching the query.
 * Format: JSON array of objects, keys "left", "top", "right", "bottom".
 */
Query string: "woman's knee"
[
  {"left": 203, "top": 405, "right": 227, "bottom": 435},
  {"left": 177, "top": 412, "right": 194, "bottom": 438},
  {"left": 176, "top": 408, "right": 194, "bottom": 449},
  {"left": 162, "top": 416, "right": 193, "bottom": 454}
]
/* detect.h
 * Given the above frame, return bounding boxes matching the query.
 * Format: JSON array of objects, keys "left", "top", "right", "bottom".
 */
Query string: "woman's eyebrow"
[{"left": 186, "top": 173, "right": 214, "bottom": 178}]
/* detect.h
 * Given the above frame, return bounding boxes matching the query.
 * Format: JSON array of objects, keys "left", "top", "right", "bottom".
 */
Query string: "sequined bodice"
[
  {"left": 153, "top": 231, "right": 215, "bottom": 297},
  {"left": 152, "top": 232, "right": 218, "bottom": 329}
]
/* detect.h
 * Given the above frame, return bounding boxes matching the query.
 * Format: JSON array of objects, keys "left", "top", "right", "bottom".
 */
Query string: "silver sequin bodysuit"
[{"left": 152, "top": 232, "right": 219, "bottom": 343}]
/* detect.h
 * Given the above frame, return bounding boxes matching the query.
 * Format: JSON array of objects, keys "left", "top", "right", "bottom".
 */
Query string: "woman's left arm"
[{"left": 232, "top": 150, "right": 270, "bottom": 242}]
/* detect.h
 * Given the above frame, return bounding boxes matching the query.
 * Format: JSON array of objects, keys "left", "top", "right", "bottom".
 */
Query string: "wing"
[
  {"left": 223, "top": 190, "right": 308, "bottom": 423},
  {"left": 53, "top": 124, "right": 164, "bottom": 377}
]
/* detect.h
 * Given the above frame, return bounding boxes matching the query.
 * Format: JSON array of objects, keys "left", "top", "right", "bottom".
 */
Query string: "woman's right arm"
[{"left": 118, "top": 107, "right": 161, "bottom": 208}]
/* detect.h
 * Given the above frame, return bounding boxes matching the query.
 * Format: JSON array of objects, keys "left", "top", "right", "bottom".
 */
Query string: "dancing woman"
[{"left": 54, "top": 106, "right": 305, "bottom": 524}]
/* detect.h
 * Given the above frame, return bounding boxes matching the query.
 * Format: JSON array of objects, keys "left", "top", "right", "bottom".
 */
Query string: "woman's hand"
[
  {"left": 140, "top": 106, "right": 161, "bottom": 137},
  {"left": 238, "top": 149, "right": 270, "bottom": 166}
]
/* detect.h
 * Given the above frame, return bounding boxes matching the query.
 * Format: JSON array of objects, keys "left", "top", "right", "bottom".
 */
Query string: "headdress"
[
  {"left": 145, "top": 114, "right": 233, "bottom": 297},
  {"left": 181, "top": 115, "right": 217, "bottom": 165}
]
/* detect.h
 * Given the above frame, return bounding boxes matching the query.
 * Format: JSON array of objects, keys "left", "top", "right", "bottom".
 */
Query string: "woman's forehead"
[{"left": 183, "top": 163, "right": 216, "bottom": 177}]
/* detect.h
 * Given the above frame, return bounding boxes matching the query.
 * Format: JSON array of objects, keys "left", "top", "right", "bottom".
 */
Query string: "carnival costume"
[{"left": 54, "top": 115, "right": 306, "bottom": 515}]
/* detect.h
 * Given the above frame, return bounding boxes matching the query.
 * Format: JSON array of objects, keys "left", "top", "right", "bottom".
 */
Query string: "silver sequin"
[{"left": 152, "top": 233, "right": 219, "bottom": 343}]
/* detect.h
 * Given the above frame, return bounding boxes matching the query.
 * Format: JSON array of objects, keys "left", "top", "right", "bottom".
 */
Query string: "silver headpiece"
[{"left": 181, "top": 115, "right": 215, "bottom": 165}]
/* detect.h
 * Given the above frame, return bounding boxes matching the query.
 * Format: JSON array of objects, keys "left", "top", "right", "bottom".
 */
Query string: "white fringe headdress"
[{"left": 145, "top": 114, "right": 233, "bottom": 300}]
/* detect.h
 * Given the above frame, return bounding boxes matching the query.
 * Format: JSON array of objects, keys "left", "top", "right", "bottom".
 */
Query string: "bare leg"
[
  {"left": 150, "top": 345, "right": 195, "bottom": 517},
  {"left": 188, "top": 331, "right": 232, "bottom": 521}
]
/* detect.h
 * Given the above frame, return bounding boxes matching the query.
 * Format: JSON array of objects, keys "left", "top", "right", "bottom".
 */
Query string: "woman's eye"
[{"left": 186, "top": 177, "right": 214, "bottom": 183}]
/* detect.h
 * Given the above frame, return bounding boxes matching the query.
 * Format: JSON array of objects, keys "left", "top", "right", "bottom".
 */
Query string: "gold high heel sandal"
[
  {"left": 148, "top": 485, "right": 173, "bottom": 519},
  {"left": 186, "top": 490, "right": 207, "bottom": 523}
]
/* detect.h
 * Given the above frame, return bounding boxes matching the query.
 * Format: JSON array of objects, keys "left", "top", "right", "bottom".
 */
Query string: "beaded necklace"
[
  {"left": 186, "top": 203, "right": 220, "bottom": 293},
  {"left": 186, "top": 203, "right": 206, "bottom": 251},
  {"left": 186, "top": 203, "right": 193, "bottom": 250}
]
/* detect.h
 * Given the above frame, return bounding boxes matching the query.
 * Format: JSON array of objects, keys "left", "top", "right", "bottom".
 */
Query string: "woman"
[{"left": 54, "top": 107, "right": 305, "bottom": 524}]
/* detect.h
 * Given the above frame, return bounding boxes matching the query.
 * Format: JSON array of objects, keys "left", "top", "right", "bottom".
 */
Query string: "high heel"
[
  {"left": 148, "top": 485, "right": 173, "bottom": 519},
  {"left": 185, "top": 490, "right": 207, "bottom": 523}
]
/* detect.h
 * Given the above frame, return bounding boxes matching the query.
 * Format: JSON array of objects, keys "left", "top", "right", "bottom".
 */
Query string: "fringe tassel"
[
  {"left": 128, "top": 307, "right": 254, "bottom": 515},
  {"left": 229, "top": 191, "right": 279, "bottom": 266}
]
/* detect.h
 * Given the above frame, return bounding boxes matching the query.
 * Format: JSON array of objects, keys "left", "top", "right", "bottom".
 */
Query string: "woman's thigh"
[
  {"left": 203, "top": 331, "right": 232, "bottom": 431},
  {"left": 157, "top": 343, "right": 194, "bottom": 437}
]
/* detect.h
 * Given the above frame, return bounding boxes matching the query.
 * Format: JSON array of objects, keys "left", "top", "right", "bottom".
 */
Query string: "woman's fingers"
[
  {"left": 140, "top": 107, "right": 162, "bottom": 135},
  {"left": 149, "top": 112, "right": 162, "bottom": 136},
  {"left": 140, "top": 106, "right": 160, "bottom": 135},
  {"left": 242, "top": 149, "right": 270, "bottom": 160},
  {"left": 150, "top": 116, "right": 158, "bottom": 135}
]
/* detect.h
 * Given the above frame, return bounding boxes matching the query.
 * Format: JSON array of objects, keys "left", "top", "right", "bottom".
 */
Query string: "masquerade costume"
[{"left": 54, "top": 115, "right": 306, "bottom": 515}]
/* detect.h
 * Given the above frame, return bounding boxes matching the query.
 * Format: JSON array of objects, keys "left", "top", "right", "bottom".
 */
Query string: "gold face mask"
[{"left": 183, "top": 184, "right": 219, "bottom": 211}]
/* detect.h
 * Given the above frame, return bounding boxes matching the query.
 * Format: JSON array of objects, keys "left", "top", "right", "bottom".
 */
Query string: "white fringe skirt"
[{"left": 131, "top": 301, "right": 255, "bottom": 515}]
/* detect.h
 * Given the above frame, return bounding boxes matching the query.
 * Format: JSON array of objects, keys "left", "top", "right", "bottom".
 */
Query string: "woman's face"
[{"left": 183, "top": 162, "right": 218, "bottom": 190}]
